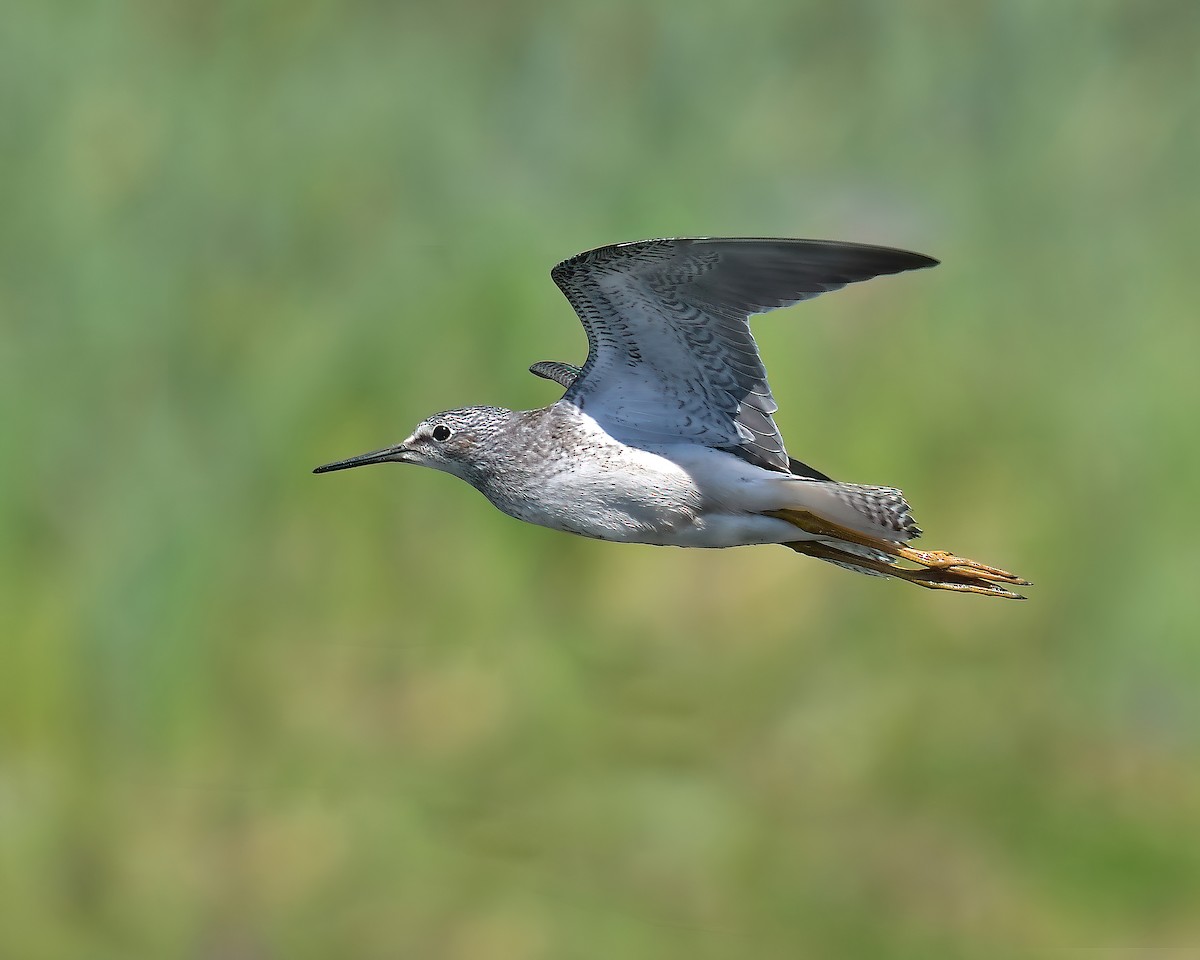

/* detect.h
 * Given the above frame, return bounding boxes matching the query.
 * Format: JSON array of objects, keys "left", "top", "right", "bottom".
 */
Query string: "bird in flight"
[{"left": 315, "top": 238, "right": 1029, "bottom": 598}]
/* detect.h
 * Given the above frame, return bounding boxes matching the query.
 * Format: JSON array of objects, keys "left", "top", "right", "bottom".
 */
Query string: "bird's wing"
[
  {"left": 551, "top": 237, "right": 937, "bottom": 473},
  {"left": 531, "top": 357, "right": 832, "bottom": 480},
  {"left": 529, "top": 360, "right": 582, "bottom": 389}
]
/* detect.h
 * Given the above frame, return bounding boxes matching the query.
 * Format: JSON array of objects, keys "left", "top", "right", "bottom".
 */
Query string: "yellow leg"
[
  {"left": 766, "top": 508, "right": 1030, "bottom": 598},
  {"left": 783, "top": 539, "right": 1027, "bottom": 599}
]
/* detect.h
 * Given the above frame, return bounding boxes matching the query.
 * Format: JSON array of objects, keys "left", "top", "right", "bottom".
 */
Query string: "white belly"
[{"left": 492, "top": 428, "right": 804, "bottom": 548}]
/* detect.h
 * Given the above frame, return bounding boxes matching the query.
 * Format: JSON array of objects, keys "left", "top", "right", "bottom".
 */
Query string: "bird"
[{"left": 315, "top": 237, "right": 1029, "bottom": 599}]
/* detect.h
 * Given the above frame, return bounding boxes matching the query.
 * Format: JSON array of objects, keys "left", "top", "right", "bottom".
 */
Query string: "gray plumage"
[
  {"left": 315, "top": 237, "right": 1030, "bottom": 599},
  {"left": 550, "top": 238, "right": 935, "bottom": 474},
  {"left": 529, "top": 360, "right": 582, "bottom": 388}
]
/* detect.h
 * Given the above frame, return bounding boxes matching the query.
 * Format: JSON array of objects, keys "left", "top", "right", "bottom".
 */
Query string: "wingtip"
[
  {"left": 552, "top": 236, "right": 941, "bottom": 280},
  {"left": 880, "top": 247, "right": 938, "bottom": 274}
]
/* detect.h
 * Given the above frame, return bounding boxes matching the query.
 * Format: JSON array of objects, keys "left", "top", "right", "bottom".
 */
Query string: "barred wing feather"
[{"left": 551, "top": 237, "right": 937, "bottom": 473}]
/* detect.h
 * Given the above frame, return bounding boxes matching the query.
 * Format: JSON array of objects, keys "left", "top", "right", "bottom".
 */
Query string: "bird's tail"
[
  {"left": 768, "top": 481, "right": 1030, "bottom": 598},
  {"left": 779, "top": 479, "right": 921, "bottom": 544}
]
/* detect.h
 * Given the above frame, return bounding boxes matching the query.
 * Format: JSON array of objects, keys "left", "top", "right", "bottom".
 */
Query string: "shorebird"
[{"left": 315, "top": 238, "right": 1028, "bottom": 599}]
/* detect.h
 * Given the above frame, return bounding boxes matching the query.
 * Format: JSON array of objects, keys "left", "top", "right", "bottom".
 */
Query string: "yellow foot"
[
  {"left": 784, "top": 540, "right": 1028, "bottom": 600},
  {"left": 893, "top": 547, "right": 1030, "bottom": 587},
  {"left": 767, "top": 508, "right": 1030, "bottom": 600}
]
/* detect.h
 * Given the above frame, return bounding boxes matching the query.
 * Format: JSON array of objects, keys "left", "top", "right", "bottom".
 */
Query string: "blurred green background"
[{"left": 4, "top": 1, "right": 1199, "bottom": 957}]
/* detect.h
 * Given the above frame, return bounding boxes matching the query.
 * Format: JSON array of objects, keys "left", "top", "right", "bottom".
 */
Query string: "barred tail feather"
[
  {"left": 774, "top": 495, "right": 1031, "bottom": 599},
  {"left": 781, "top": 480, "right": 921, "bottom": 543}
]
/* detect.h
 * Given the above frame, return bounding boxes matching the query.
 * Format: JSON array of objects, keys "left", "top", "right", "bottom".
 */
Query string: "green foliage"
[{"left": 4, "top": 1, "right": 1199, "bottom": 956}]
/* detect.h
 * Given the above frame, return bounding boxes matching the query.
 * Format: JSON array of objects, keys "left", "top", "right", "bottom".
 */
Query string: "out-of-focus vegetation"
[{"left": 4, "top": 1, "right": 1199, "bottom": 956}]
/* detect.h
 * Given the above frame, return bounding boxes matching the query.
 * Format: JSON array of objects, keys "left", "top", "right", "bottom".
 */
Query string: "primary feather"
[{"left": 551, "top": 238, "right": 937, "bottom": 474}]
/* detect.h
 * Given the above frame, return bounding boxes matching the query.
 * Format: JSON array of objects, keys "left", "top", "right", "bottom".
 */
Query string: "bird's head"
[{"left": 313, "top": 405, "right": 514, "bottom": 483}]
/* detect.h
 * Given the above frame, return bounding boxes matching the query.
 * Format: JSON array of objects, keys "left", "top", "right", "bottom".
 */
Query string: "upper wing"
[
  {"left": 551, "top": 237, "right": 938, "bottom": 473},
  {"left": 529, "top": 360, "right": 583, "bottom": 389}
]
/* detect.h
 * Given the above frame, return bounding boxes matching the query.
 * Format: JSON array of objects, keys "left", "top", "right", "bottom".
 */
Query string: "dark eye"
[{"left": 431, "top": 424, "right": 452, "bottom": 442}]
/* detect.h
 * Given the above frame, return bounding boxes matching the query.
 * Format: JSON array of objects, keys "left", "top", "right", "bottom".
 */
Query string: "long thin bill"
[{"left": 313, "top": 444, "right": 407, "bottom": 474}]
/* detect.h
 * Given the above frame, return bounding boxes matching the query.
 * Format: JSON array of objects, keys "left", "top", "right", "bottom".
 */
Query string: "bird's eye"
[{"left": 431, "top": 424, "right": 452, "bottom": 442}]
